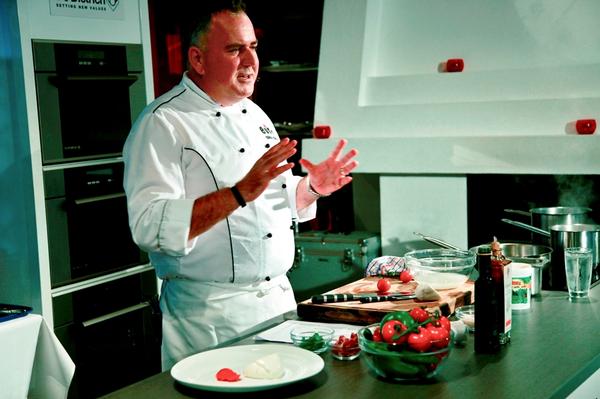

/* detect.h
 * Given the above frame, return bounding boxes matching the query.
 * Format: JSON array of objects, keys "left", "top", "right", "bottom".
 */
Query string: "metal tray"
[{"left": 0, "top": 303, "right": 32, "bottom": 323}]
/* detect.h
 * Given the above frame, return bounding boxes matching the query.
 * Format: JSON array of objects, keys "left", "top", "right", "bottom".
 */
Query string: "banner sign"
[{"left": 49, "top": 0, "right": 124, "bottom": 20}]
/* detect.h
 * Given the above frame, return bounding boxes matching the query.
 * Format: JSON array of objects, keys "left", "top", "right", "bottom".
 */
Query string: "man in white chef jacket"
[{"left": 123, "top": 0, "right": 358, "bottom": 370}]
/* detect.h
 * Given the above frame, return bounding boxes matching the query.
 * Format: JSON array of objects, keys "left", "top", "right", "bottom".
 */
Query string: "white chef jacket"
[{"left": 123, "top": 73, "right": 317, "bottom": 369}]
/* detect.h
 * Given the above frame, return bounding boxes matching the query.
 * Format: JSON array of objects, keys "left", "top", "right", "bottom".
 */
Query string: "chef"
[{"left": 123, "top": 0, "right": 358, "bottom": 370}]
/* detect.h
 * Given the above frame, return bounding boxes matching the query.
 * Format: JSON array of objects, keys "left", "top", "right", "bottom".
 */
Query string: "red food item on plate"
[{"left": 216, "top": 368, "right": 241, "bottom": 382}]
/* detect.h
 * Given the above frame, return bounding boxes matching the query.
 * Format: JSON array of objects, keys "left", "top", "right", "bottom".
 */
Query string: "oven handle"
[
  {"left": 49, "top": 75, "right": 138, "bottom": 85},
  {"left": 73, "top": 192, "right": 126, "bottom": 205},
  {"left": 82, "top": 301, "right": 150, "bottom": 328}
]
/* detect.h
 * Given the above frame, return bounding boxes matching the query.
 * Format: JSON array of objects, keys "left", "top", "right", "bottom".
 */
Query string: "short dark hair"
[{"left": 189, "top": 0, "right": 247, "bottom": 50}]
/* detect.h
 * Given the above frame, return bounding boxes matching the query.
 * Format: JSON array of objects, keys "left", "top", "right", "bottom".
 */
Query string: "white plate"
[{"left": 170, "top": 343, "right": 324, "bottom": 392}]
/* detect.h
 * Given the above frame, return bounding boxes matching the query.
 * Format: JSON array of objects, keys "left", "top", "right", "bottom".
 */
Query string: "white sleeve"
[
  {"left": 283, "top": 173, "right": 317, "bottom": 222},
  {"left": 123, "top": 112, "right": 196, "bottom": 256}
]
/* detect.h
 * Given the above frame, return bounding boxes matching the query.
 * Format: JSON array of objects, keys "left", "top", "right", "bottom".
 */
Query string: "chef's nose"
[{"left": 241, "top": 47, "right": 258, "bottom": 67}]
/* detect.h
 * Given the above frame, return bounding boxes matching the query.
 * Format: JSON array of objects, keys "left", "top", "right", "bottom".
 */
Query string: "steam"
[{"left": 555, "top": 176, "right": 596, "bottom": 208}]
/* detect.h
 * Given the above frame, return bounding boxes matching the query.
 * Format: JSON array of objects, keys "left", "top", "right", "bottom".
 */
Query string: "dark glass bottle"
[{"left": 474, "top": 244, "right": 501, "bottom": 353}]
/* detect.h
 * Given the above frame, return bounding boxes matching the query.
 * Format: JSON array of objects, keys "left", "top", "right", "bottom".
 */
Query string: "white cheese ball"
[{"left": 242, "top": 353, "right": 284, "bottom": 379}]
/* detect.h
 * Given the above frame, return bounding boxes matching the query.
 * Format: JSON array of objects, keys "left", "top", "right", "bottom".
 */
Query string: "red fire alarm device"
[
  {"left": 446, "top": 58, "right": 464, "bottom": 73},
  {"left": 313, "top": 125, "right": 332, "bottom": 139},
  {"left": 575, "top": 119, "right": 596, "bottom": 134}
]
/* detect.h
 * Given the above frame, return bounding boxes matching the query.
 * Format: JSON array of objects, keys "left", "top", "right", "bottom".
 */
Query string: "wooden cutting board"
[{"left": 296, "top": 277, "right": 473, "bottom": 325}]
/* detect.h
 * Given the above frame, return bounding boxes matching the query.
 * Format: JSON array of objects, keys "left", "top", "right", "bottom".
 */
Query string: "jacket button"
[
  {"left": 239, "top": 148, "right": 245, "bottom": 153},
  {"left": 242, "top": 109, "right": 247, "bottom": 114},
  {"left": 282, "top": 183, "right": 287, "bottom": 189},
  {"left": 216, "top": 111, "right": 221, "bottom": 117},
  {"left": 265, "top": 143, "right": 270, "bottom": 148},
  {"left": 265, "top": 276, "right": 271, "bottom": 281},
  {"left": 266, "top": 233, "right": 273, "bottom": 238}
]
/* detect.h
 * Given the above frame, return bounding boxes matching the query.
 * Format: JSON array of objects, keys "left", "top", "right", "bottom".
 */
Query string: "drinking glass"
[{"left": 564, "top": 247, "right": 593, "bottom": 298}]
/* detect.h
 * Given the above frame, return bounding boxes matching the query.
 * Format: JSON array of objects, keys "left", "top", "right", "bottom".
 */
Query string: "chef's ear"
[{"left": 188, "top": 45, "right": 205, "bottom": 75}]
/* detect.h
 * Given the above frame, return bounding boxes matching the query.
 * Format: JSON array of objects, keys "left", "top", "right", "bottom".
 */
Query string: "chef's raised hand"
[
  {"left": 299, "top": 139, "right": 359, "bottom": 196},
  {"left": 235, "top": 138, "right": 297, "bottom": 202}
]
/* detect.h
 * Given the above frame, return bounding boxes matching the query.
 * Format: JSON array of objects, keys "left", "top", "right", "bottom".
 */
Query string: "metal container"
[
  {"left": 470, "top": 243, "right": 552, "bottom": 296},
  {"left": 504, "top": 207, "right": 592, "bottom": 245},
  {"left": 501, "top": 220, "right": 600, "bottom": 290},
  {"left": 549, "top": 224, "right": 600, "bottom": 290}
]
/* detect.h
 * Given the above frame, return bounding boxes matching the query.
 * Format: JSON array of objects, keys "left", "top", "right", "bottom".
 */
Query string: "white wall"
[
  {"left": 305, "top": 0, "right": 600, "bottom": 255},
  {"left": 315, "top": 0, "right": 600, "bottom": 137}
]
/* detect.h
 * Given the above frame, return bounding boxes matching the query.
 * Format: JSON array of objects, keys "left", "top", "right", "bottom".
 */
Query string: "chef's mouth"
[{"left": 238, "top": 69, "right": 255, "bottom": 81}]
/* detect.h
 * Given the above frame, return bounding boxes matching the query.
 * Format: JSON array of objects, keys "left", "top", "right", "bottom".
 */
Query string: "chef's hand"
[
  {"left": 299, "top": 139, "right": 359, "bottom": 196},
  {"left": 236, "top": 138, "right": 297, "bottom": 202}
]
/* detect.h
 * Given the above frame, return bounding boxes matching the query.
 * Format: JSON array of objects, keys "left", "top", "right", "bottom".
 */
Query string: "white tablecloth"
[{"left": 0, "top": 314, "right": 75, "bottom": 399}]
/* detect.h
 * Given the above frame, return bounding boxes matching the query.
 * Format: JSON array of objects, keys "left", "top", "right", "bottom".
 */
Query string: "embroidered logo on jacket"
[{"left": 259, "top": 125, "right": 278, "bottom": 140}]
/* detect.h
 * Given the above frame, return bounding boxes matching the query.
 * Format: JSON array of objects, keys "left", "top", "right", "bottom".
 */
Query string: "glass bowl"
[
  {"left": 330, "top": 333, "right": 361, "bottom": 360},
  {"left": 454, "top": 304, "right": 475, "bottom": 332},
  {"left": 358, "top": 324, "right": 453, "bottom": 380},
  {"left": 290, "top": 326, "right": 334, "bottom": 354},
  {"left": 404, "top": 248, "right": 476, "bottom": 290}
]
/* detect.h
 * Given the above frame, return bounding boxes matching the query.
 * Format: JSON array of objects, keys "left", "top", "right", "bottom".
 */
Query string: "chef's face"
[{"left": 189, "top": 11, "right": 259, "bottom": 106}]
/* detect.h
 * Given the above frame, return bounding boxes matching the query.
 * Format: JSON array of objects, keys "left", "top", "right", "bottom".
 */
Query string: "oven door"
[
  {"left": 35, "top": 72, "right": 146, "bottom": 164},
  {"left": 45, "top": 163, "right": 148, "bottom": 287},
  {"left": 53, "top": 270, "right": 161, "bottom": 398}
]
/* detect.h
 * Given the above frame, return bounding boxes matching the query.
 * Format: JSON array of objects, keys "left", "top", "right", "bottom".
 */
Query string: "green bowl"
[{"left": 358, "top": 324, "right": 453, "bottom": 380}]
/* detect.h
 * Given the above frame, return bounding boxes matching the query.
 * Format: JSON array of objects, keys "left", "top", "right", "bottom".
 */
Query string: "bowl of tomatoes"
[
  {"left": 358, "top": 307, "right": 453, "bottom": 380},
  {"left": 330, "top": 332, "right": 361, "bottom": 360}
]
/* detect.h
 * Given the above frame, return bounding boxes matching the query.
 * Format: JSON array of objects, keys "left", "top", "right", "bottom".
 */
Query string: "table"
[
  {"left": 103, "top": 286, "right": 600, "bottom": 399},
  {"left": 0, "top": 314, "right": 75, "bottom": 399}
]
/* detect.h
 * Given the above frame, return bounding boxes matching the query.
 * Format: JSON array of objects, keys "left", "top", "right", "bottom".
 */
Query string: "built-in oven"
[
  {"left": 33, "top": 40, "right": 146, "bottom": 164},
  {"left": 44, "top": 161, "right": 148, "bottom": 287},
  {"left": 53, "top": 269, "right": 161, "bottom": 398}
]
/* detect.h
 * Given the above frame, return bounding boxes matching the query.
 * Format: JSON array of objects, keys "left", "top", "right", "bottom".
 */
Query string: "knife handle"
[
  {"left": 311, "top": 294, "right": 355, "bottom": 304},
  {"left": 359, "top": 295, "right": 415, "bottom": 303}
]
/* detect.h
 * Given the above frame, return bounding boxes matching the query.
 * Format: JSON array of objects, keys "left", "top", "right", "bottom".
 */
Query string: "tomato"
[
  {"left": 409, "top": 307, "right": 430, "bottom": 323},
  {"left": 381, "top": 320, "right": 408, "bottom": 344},
  {"left": 438, "top": 315, "right": 451, "bottom": 332},
  {"left": 377, "top": 278, "right": 391, "bottom": 293},
  {"left": 407, "top": 327, "right": 432, "bottom": 352},
  {"left": 399, "top": 270, "right": 413, "bottom": 283},
  {"left": 427, "top": 325, "right": 450, "bottom": 349},
  {"left": 380, "top": 310, "right": 416, "bottom": 331},
  {"left": 331, "top": 333, "right": 360, "bottom": 358},
  {"left": 372, "top": 326, "right": 382, "bottom": 342}
]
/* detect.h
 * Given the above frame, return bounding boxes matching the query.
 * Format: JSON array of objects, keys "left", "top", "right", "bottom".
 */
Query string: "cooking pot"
[
  {"left": 501, "top": 219, "right": 600, "bottom": 290},
  {"left": 504, "top": 207, "right": 592, "bottom": 245}
]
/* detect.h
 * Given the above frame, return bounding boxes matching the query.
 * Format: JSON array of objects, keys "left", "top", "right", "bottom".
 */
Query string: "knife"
[
  {"left": 359, "top": 294, "right": 417, "bottom": 303},
  {"left": 311, "top": 293, "right": 414, "bottom": 304}
]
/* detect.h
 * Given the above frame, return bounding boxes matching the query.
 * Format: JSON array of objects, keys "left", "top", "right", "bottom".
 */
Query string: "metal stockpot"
[
  {"left": 504, "top": 207, "right": 592, "bottom": 245},
  {"left": 550, "top": 224, "right": 600, "bottom": 290},
  {"left": 501, "top": 219, "right": 600, "bottom": 290}
]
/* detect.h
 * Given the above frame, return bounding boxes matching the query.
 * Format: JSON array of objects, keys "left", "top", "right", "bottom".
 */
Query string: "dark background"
[{"left": 467, "top": 174, "right": 600, "bottom": 247}]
